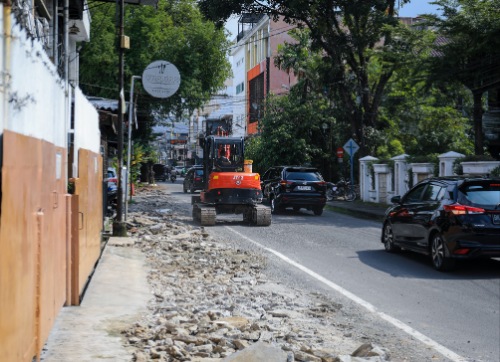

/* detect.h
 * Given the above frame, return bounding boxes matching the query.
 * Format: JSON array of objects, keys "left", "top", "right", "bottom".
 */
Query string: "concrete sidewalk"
[{"left": 41, "top": 237, "right": 150, "bottom": 362}]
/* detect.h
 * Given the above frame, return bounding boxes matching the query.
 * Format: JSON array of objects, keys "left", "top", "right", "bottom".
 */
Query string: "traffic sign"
[
  {"left": 343, "top": 138, "right": 359, "bottom": 156},
  {"left": 142, "top": 60, "right": 181, "bottom": 99},
  {"left": 336, "top": 147, "right": 344, "bottom": 158}
]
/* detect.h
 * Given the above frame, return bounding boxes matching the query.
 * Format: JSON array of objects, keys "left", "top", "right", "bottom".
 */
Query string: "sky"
[
  {"left": 225, "top": 1, "right": 440, "bottom": 36},
  {"left": 397, "top": 0, "right": 440, "bottom": 17}
]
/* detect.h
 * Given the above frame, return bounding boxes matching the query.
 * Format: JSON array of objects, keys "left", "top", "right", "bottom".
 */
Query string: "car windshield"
[
  {"left": 459, "top": 182, "right": 500, "bottom": 208},
  {"left": 195, "top": 169, "right": 203, "bottom": 176},
  {"left": 285, "top": 171, "right": 323, "bottom": 181}
]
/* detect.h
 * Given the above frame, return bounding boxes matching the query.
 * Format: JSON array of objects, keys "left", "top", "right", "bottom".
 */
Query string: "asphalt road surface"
[{"left": 167, "top": 180, "right": 500, "bottom": 362}]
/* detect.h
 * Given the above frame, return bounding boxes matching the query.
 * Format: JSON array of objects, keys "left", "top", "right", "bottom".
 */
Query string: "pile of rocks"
[{"left": 123, "top": 186, "right": 390, "bottom": 362}]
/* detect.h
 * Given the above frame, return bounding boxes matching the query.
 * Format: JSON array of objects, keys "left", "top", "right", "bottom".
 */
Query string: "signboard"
[
  {"left": 142, "top": 60, "right": 181, "bottom": 99},
  {"left": 336, "top": 147, "right": 344, "bottom": 158},
  {"left": 170, "top": 139, "right": 187, "bottom": 145},
  {"left": 343, "top": 138, "right": 359, "bottom": 156}
]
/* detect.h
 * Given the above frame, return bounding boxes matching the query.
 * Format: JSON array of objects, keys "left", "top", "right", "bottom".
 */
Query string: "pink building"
[{"left": 233, "top": 14, "right": 299, "bottom": 135}]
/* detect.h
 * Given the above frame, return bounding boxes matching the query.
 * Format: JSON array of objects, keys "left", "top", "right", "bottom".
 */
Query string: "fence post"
[
  {"left": 359, "top": 156, "right": 378, "bottom": 202},
  {"left": 438, "top": 151, "right": 465, "bottom": 176}
]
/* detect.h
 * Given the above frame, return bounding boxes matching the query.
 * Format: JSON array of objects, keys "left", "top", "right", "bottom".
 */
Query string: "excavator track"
[
  {"left": 252, "top": 204, "right": 272, "bottom": 226},
  {"left": 192, "top": 203, "right": 216, "bottom": 226}
]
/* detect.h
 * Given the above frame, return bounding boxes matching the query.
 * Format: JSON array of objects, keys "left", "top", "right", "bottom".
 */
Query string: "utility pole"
[{"left": 113, "top": 0, "right": 128, "bottom": 236}]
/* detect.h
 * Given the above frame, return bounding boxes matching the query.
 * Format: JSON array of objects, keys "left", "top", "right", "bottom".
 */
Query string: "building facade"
[{"left": 230, "top": 14, "right": 298, "bottom": 136}]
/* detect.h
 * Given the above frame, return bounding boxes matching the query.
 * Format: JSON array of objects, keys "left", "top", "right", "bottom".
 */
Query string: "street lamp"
[{"left": 124, "top": 75, "right": 141, "bottom": 221}]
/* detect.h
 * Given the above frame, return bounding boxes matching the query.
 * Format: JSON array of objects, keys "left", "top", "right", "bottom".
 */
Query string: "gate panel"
[
  {"left": 38, "top": 142, "right": 67, "bottom": 347},
  {"left": 0, "top": 131, "right": 43, "bottom": 361},
  {"left": 73, "top": 149, "right": 103, "bottom": 298},
  {"left": 0, "top": 131, "right": 68, "bottom": 361}
]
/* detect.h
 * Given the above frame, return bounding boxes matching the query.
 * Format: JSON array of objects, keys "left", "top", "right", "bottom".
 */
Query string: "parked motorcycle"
[
  {"left": 105, "top": 182, "right": 118, "bottom": 217},
  {"left": 326, "top": 179, "right": 356, "bottom": 202}
]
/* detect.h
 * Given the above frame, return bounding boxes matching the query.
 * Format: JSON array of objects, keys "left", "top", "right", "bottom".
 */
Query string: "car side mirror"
[{"left": 390, "top": 196, "right": 402, "bottom": 204}]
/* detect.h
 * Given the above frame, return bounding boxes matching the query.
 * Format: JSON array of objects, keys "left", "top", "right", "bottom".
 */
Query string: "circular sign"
[
  {"left": 336, "top": 147, "right": 344, "bottom": 158},
  {"left": 142, "top": 60, "right": 181, "bottom": 99}
]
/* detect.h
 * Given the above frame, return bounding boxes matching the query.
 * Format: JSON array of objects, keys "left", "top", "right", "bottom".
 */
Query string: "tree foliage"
[
  {"left": 422, "top": 0, "right": 500, "bottom": 154},
  {"left": 249, "top": 19, "right": 475, "bottom": 175},
  {"left": 199, "top": 0, "right": 415, "bottom": 155},
  {"left": 80, "top": 0, "right": 232, "bottom": 124},
  {"left": 244, "top": 87, "right": 337, "bottom": 176}
]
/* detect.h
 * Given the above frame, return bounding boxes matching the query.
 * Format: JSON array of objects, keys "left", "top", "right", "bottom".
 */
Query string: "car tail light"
[
  {"left": 443, "top": 203, "right": 485, "bottom": 215},
  {"left": 194, "top": 177, "right": 201, "bottom": 181},
  {"left": 280, "top": 180, "right": 292, "bottom": 186},
  {"left": 453, "top": 248, "right": 471, "bottom": 255}
]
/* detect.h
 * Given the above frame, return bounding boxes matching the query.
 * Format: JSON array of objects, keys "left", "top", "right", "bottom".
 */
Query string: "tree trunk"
[{"left": 473, "top": 91, "right": 484, "bottom": 155}]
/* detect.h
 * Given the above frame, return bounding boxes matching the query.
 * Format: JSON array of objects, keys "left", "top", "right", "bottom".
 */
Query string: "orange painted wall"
[
  {"left": 0, "top": 131, "right": 103, "bottom": 361},
  {"left": 0, "top": 131, "right": 67, "bottom": 361}
]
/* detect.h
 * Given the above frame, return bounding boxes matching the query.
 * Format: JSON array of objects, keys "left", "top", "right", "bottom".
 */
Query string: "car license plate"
[
  {"left": 296, "top": 186, "right": 311, "bottom": 191},
  {"left": 493, "top": 214, "right": 500, "bottom": 224}
]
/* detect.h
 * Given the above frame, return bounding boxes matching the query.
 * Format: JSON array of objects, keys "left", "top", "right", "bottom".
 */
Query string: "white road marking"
[{"left": 226, "top": 226, "right": 468, "bottom": 362}]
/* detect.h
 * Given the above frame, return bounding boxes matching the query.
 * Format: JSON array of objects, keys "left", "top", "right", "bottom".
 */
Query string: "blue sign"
[{"left": 343, "top": 138, "right": 359, "bottom": 156}]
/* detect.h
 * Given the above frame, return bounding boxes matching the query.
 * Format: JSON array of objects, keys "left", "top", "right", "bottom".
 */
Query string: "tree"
[
  {"left": 373, "top": 24, "right": 475, "bottom": 158},
  {"left": 423, "top": 0, "right": 500, "bottom": 154},
  {"left": 244, "top": 88, "right": 337, "bottom": 176},
  {"left": 271, "top": 24, "right": 473, "bottom": 166},
  {"left": 79, "top": 0, "right": 232, "bottom": 126},
  {"left": 199, "top": 0, "right": 414, "bottom": 155}
]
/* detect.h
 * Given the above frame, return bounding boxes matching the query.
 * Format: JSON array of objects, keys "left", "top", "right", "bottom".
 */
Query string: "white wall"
[
  {"left": 231, "top": 44, "right": 246, "bottom": 136},
  {"left": 1, "top": 12, "right": 100, "bottom": 178},
  {"left": 74, "top": 87, "right": 100, "bottom": 176},
  {"left": 0, "top": 3, "right": 5, "bottom": 133},
  {"left": 6, "top": 21, "right": 67, "bottom": 147}
]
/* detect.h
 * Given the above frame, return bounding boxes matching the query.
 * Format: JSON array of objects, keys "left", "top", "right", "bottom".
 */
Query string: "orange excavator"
[{"left": 191, "top": 119, "right": 271, "bottom": 226}]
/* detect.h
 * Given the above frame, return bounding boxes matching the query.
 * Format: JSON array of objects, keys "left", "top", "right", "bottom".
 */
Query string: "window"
[
  {"left": 404, "top": 184, "right": 427, "bottom": 203},
  {"left": 249, "top": 74, "right": 264, "bottom": 124},
  {"left": 285, "top": 171, "right": 323, "bottom": 182},
  {"left": 236, "top": 82, "right": 245, "bottom": 94},
  {"left": 460, "top": 182, "right": 500, "bottom": 207},
  {"left": 422, "top": 184, "right": 444, "bottom": 201}
]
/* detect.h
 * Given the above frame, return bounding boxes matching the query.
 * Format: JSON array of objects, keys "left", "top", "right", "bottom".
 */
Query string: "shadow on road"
[{"left": 357, "top": 248, "right": 500, "bottom": 280}]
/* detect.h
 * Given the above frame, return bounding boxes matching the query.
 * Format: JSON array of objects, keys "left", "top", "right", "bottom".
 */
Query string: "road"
[{"left": 166, "top": 180, "right": 500, "bottom": 362}]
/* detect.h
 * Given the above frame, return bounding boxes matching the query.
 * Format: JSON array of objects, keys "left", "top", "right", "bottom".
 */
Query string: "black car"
[
  {"left": 261, "top": 166, "right": 327, "bottom": 215},
  {"left": 382, "top": 176, "right": 500, "bottom": 271},
  {"left": 152, "top": 164, "right": 169, "bottom": 182},
  {"left": 183, "top": 166, "right": 204, "bottom": 193}
]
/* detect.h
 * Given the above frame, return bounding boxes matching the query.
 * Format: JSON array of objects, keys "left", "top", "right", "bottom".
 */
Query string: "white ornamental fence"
[{"left": 359, "top": 151, "right": 500, "bottom": 204}]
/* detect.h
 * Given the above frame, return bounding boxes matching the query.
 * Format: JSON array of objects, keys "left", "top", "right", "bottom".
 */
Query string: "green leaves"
[{"left": 80, "top": 0, "right": 231, "bottom": 121}]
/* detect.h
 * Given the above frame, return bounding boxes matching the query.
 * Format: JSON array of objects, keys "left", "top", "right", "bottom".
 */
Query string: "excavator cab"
[{"left": 205, "top": 137, "right": 244, "bottom": 174}]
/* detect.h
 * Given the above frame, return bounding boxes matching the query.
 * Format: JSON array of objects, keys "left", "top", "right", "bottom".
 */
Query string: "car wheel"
[
  {"left": 382, "top": 223, "right": 399, "bottom": 252},
  {"left": 431, "top": 233, "right": 455, "bottom": 271},
  {"left": 190, "top": 185, "right": 195, "bottom": 194},
  {"left": 270, "top": 197, "right": 279, "bottom": 214},
  {"left": 313, "top": 206, "right": 323, "bottom": 216},
  {"left": 183, "top": 185, "right": 187, "bottom": 193}
]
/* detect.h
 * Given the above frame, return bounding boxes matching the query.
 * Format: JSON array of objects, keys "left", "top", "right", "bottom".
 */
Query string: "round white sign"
[{"left": 142, "top": 60, "right": 181, "bottom": 99}]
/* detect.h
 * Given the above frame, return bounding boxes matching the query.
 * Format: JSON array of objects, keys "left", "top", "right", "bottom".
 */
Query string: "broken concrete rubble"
[{"left": 122, "top": 186, "right": 391, "bottom": 362}]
